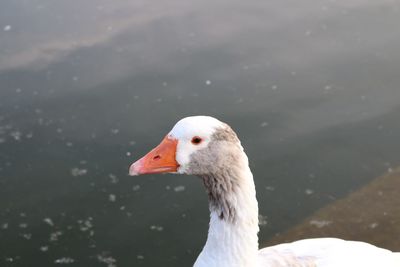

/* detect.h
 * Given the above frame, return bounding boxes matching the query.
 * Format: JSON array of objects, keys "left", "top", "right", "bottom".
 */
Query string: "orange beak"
[{"left": 129, "top": 136, "right": 179, "bottom": 176}]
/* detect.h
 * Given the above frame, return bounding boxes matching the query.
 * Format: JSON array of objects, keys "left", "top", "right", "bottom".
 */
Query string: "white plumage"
[{"left": 130, "top": 116, "right": 400, "bottom": 267}]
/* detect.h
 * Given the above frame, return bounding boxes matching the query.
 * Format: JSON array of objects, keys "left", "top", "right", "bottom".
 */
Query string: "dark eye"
[{"left": 191, "top": 136, "right": 203, "bottom": 145}]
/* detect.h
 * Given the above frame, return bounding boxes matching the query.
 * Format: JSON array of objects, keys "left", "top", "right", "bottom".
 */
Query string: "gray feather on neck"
[{"left": 187, "top": 126, "right": 245, "bottom": 222}]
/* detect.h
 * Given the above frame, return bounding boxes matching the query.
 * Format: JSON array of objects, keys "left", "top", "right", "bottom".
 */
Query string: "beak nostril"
[{"left": 153, "top": 155, "right": 161, "bottom": 161}]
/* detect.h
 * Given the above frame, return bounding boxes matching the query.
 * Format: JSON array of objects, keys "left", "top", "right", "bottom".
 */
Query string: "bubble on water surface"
[
  {"left": 150, "top": 225, "right": 163, "bottom": 231},
  {"left": 108, "top": 194, "right": 116, "bottom": 202},
  {"left": 49, "top": 231, "right": 63, "bottom": 242},
  {"left": 97, "top": 252, "right": 117, "bottom": 267},
  {"left": 132, "top": 185, "right": 140, "bottom": 191},
  {"left": 70, "top": 168, "right": 88, "bottom": 177},
  {"left": 174, "top": 185, "right": 185, "bottom": 192},
  {"left": 109, "top": 174, "right": 118, "bottom": 184},
  {"left": 54, "top": 257, "right": 75, "bottom": 264},
  {"left": 43, "top": 218, "right": 54, "bottom": 226},
  {"left": 40, "top": 246, "right": 49, "bottom": 252}
]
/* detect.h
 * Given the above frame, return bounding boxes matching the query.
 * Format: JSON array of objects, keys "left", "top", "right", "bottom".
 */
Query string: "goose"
[{"left": 129, "top": 116, "right": 400, "bottom": 267}]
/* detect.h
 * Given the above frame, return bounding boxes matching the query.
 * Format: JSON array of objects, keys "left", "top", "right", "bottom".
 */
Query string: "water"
[{"left": 1, "top": 0, "right": 400, "bottom": 266}]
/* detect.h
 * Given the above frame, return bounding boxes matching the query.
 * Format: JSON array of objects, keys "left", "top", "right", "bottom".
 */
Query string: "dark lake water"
[{"left": 1, "top": 0, "right": 400, "bottom": 266}]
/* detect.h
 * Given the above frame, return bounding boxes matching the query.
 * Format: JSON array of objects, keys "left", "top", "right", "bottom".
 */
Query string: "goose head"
[
  {"left": 129, "top": 116, "right": 244, "bottom": 177},
  {"left": 129, "top": 116, "right": 259, "bottom": 267}
]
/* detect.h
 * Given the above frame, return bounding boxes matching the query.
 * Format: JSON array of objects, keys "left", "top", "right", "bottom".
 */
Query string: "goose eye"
[{"left": 191, "top": 136, "right": 203, "bottom": 145}]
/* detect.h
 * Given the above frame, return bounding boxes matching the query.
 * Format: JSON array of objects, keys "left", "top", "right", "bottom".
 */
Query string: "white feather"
[
  {"left": 156, "top": 116, "right": 400, "bottom": 267},
  {"left": 258, "top": 238, "right": 400, "bottom": 266}
]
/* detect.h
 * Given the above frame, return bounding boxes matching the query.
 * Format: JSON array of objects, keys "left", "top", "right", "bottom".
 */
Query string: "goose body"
[{"left": 129, "top": 116, "right": 400, "bottom": 267}]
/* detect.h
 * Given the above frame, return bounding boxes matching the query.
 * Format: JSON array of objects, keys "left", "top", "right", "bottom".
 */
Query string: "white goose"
[{"left": 129, "top": 116, "right": 400, "bottom": 267}]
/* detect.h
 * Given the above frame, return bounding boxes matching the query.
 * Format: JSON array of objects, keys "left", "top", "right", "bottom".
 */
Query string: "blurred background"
[{"left": 1, "top": 0, "right": 400, "bottom": 266}]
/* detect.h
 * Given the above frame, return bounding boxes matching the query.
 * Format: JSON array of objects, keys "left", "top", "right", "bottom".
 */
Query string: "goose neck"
[{"left": 195, "top": 163, "right": 259, "bottom": 267}]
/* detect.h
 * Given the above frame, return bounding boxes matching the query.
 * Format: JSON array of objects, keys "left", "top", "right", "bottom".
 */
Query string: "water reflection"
[{"left": 1, "top": 0, "right": 400, "bottom": 266}]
